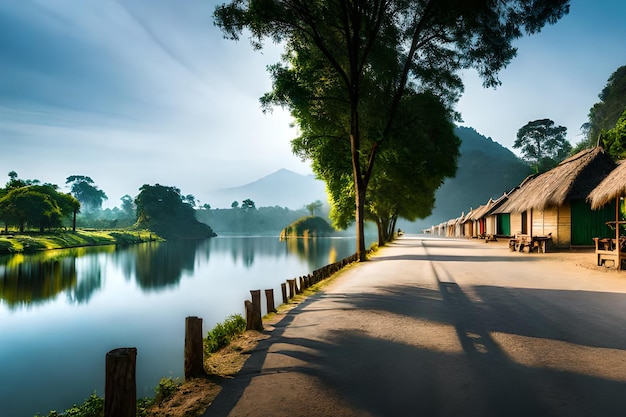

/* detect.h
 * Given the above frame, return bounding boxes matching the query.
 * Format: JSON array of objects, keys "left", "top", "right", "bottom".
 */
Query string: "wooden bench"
[
  {"left": 593, "top": 237, "right": 626, "bottom": 268},
  {"left": 509, "top": 234, "right": 551, "bottom": 253},
  {"left": 484, "top": 233, "right": 497, "bottom": 242}
]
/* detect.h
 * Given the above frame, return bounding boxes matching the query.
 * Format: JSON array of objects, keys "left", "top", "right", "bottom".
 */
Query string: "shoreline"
[{"left": 0, "top": 229, "right": 164, "bottom": 255}]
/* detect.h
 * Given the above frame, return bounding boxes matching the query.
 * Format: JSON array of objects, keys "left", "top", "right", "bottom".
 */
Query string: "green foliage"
[
  {"left": 153, "top": 377, "right": 182, "bottom": 404},
  {"left": 215, "top": 0, "right": 570, "bottom": 258},
  {"left": 280, "top": 216, "right": 334, "bottom": 238},
  {"left": 601, "top": 109, "right": 626, "bottom": 160},
  {"left": 0, "top": 183, "right": 79, "bottom": 232},
  {"left": 34, "top": 390, "right": 156, "bottom": 417},
  {"left": 134, "top": 184, "right": 216, "bottom": 239},
  {"left": 35, "top": 392, "right": 103, "bottom": 417},
  {"left": 407, "top": 126, "right": 533, "bottom": 229},
  {"left": 196, "top": 205, "right": 311, "bottom": 235},
  {"left": 204, "top": 314, "right": 247, "bottom": 354},
  {"left": 584, "top": 65, "right": 626, "bottom": 147},
  {"left": 514, "top": 119, "right": 571, "bottom": 173},
  {"left": 305, "top": 200, "right": 323, "bottom": 216}
]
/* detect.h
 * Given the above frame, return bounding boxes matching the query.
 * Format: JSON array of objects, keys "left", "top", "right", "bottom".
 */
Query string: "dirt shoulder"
[{"left": 145, "top": 265, "right": 351, "bottom": 417}]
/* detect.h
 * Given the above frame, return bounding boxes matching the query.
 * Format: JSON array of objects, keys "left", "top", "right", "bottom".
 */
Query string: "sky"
[{"left": 0, "top": 0, "right": 625, "bottom": 209}]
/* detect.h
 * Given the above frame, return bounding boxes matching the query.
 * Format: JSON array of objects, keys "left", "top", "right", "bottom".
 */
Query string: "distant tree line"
[
  {"left": 0, "top": 172, "right": 216, "bottom": 239},
  {"left": 196, "top": 199, "right": 321, "bottom": 235}
]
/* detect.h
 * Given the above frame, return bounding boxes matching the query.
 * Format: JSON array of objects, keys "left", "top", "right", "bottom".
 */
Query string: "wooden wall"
[{"left": 531, "top": 202, "right": 571, "bottom": 248}]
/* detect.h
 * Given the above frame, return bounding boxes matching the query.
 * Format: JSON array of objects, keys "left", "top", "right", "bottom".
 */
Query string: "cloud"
[{"left": 0, "top": 1, "right": 310, "bottom": 207}]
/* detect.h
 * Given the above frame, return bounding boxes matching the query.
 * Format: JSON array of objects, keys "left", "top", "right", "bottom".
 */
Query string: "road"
[{"left": 203, "top": 235, "right": 626, "bottom": 417}]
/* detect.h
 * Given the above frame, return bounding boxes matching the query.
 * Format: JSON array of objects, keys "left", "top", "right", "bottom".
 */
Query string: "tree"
[
  {"left": 231, "top": 201, "right": 239, "bottom": 209},
  {"left": 134, "top": 184, "right": 215, "bottom": 239},
  {"left": 120, "top": 194, "right": 135, "bottom": 217},
  {"left": 184, "top": 194, "right": 196, "bottom": 207},
  {"left": 306, "top": 200, "right": 323, "bottom": 216},
  {"left": 66, "top": 175, "right": 108, "bottom": 212},
  {"left": 215, "top": 0, "right": 569, "bottom": 261},
  {"left": 309, "top": 92, "right": 460, "bottom": 245},
  {"left": 241, "top": 199, "right": 256, "bottom": 210},
  {"left": 601, "top": 109, "right": 626, "bottom": 160},
  {"left": 3, "top": 171, "right": 39, "bottom": 193},
  {"left": 0, "top": 185, "right": 79, "bottom": 232},
  {"left": 513, "top": 119, "right": 571, "bottom": 173}
]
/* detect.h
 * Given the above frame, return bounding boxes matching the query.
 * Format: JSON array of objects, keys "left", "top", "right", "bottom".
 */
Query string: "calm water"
[{"left": 0, "top": 235, "right": 365, "bottom": 417}]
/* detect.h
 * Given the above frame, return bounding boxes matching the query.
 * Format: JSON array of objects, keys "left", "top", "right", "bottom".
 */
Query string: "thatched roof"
[
  {"left": 499, "top": 147, "right": 615, "bottom": 213},
  {"left": 469, "top": 199, "right": 493, "bottom": 221},
  {"left": 588, "top": 160, "right": 626, "bottom": 209},
  {"left": 492, "top": 182, "right": 529, "bottom": 214}
]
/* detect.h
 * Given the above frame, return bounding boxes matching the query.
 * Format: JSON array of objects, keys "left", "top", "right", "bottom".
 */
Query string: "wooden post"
[
  {"left": 281, "top": 282, "right": 288, "bottom": 304},
  {"left": 287, "top": 279, "right": 296, "bottom": 299},
  {"left": 247, "top": 290, "right": 263, "bottom": 331},
  {"left": 184, "top": 316, "right": 205, "bottom": 379},
  {"left": 295, "top": 278, "right": 302, "bottom": 295},
  {"left": 105, "top": 347, "right": 137, "bottom": 417},
  {"left": 265, "top": 289, "right": 277, "bottom": 313}
]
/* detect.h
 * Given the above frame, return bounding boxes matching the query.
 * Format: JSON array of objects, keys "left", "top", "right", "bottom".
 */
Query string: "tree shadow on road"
[{"left": 205, "top": 260, "right": 626, "bottom": 417}]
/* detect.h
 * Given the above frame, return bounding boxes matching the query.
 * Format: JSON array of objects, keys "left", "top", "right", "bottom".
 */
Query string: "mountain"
[
  {"left": 207, "top": 168, "right": 328, "bottom": 209},
  {"left": 206, "top": 127, "right": 530, "bottom": 229},
  {"left": 399, "top": 126, "right": 532, "bottom": 232}
]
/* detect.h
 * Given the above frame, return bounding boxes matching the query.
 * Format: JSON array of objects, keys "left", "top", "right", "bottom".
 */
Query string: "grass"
[
  {"left": 204, "top": 314, "right": 247, "bottom": 354},
  {"left": 0, "top": 229, "right": 161, "bottom": 254}
]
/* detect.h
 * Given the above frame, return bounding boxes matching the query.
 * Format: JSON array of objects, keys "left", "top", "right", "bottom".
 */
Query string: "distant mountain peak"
[{"left": 208, "top": 168, "right": 327, "bottom": 209}]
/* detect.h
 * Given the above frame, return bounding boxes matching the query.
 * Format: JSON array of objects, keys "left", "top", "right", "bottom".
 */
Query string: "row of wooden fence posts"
[{"left": 103, "top": 253, "right": 359, "bottom": 416}]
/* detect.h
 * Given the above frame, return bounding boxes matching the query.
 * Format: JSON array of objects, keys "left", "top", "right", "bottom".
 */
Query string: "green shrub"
[
  {"left": 204, "top": 314, "right": 247, "bottom": 354},
  {"left": 154, "top": 377, "right": 182, "bottom": 404},
  {"left": 35, "top": 392, "right": 103, "bottom": 417}
]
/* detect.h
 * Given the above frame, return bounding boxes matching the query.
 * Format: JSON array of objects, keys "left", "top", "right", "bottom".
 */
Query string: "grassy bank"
[{"left": 0, "top": 229, "right": 161, "bottom": 255}]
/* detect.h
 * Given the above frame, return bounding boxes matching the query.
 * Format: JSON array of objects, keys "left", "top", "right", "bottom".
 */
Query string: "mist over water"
[{"left": 0, "top": 235, "right": 367, "bottom": 417}]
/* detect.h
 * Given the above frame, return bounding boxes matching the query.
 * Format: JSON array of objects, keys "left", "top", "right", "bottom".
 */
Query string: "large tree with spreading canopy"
[{"left": 214, "top": 0, "right": 570, "bottom": 260}]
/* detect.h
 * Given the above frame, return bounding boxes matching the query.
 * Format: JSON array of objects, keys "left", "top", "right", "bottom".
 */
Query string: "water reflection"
[
  {"left": 0, "top": 237, "right": 366, "bottom": 310},
  {"left": 131, "top": 241, "right": 199, "bottom": 291},
  {"left": 284, "top": 237, "right": 340, "bottom": 266},
  {"left": 0, "top": 235, "right": 366, "bottom": 417},
  {"left": 0, "top": 248, "right": 106, "bottom": 309}
]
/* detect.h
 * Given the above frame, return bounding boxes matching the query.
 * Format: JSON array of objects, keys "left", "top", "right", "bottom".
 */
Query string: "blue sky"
[{"left": 1, "top": 0, "right": 625, "bottom": 208}]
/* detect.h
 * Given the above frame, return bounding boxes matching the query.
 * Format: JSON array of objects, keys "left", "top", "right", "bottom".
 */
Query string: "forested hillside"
[{"left": 402, "top": 126, "right": 532, "bottom": 231}]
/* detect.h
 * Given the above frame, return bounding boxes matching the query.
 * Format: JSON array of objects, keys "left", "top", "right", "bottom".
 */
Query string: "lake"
[{"left": 0, "top": 235, "right": 366, "bottom": 417}]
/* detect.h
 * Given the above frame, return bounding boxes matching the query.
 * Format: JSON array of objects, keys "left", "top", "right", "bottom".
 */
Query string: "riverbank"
[
  {"left": 0, "top": 229, "right": 162, "bottom": 254},
  {"left": 147, "top": 262, "right": 355, "bottom": 417}
]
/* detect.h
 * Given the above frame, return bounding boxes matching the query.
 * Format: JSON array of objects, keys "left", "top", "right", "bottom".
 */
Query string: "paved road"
[{"left": 203, "top": 235, "right": 626, "bottom": 417}]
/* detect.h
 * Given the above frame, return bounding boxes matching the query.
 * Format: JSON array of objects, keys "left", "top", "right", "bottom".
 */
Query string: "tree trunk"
[
  {"left": 377, "top": 220, "right": 385, "bottom": 246},
  {"left": 354, "top": 180, "right": 367, "bottom": 261},
  {"left": 72, "top": 209, "right": 77, "bottom": 232}
]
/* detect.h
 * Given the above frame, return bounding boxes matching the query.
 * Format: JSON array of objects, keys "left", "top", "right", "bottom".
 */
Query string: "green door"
[
  {"left": 570, "top": 199, "right": 616, "bottom": 246},
  {"left": 497, "top": 213, "right": 511, "bottom": 236}
]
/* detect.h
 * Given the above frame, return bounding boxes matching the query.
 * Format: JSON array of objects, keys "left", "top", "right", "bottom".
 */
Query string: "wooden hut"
[
  {"left": 462, "top": 209, "right": 476, "bottom": 238},
  {"left": 492, "top": 180, "right": 535, "bottom": 238},
  {"left": 588, "top": 160, "right": 626, "bottom": 268},
  {"left": 469, "top": 201, "right": 492, "bottom": 238},
  {"left": 495, "top": 147, "right": 616, "bottom": 249},
  {"left": 482, "top": 193, "right": 511, "bottom": 237}
]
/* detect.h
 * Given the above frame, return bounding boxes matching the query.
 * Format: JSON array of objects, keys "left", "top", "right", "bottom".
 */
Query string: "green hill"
[{"left": 403, "top": 126, "right": 532, "bottom": 231}]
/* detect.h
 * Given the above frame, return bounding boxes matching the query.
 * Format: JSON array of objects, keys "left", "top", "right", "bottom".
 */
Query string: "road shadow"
[{"left": 204, "top": 238, "right": 626, "bottom": 417}]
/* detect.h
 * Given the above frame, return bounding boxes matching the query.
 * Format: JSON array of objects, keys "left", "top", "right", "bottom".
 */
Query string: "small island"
[{"left": 280, "top": 216, "right": 335, "bottom": 239}]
